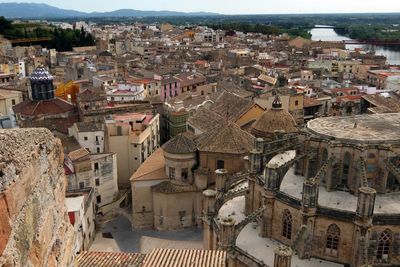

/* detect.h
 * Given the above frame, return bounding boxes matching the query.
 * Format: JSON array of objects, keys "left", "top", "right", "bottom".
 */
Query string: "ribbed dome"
[
  {"left": 29, "top": 66, "right": 53, "bottom": 81},
  {"left": 251, "top": 96, "right": 298, "bottom": 138},
  {"left": 162, "top": 134, "right": 197, "bottom": 154}
]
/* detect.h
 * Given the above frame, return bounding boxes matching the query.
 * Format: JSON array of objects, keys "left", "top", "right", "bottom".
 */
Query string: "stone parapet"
[{"left": 0, "top": 128, "right": 75, "bottom": 267}]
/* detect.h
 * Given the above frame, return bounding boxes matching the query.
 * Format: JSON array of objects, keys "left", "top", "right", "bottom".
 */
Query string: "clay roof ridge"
[
  {"left": 30, "top": 100, "right": 41, "bottom": 116},
  {"left": 132, "top": 166, "right": 165, "bottom": 181}
]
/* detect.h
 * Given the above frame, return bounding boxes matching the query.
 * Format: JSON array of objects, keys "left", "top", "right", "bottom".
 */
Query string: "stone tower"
[
  {"left": 352, "top": 186, "right": 376, "bottom": 267},
  {"left": 297, "top": 178, "right": 319, "bottom": 259},
  {"left": 203, "top": 189, "right": 217, "bottom": 250},
  {"left": 274, "top": 245, "right": 292, "bottom": 267}
]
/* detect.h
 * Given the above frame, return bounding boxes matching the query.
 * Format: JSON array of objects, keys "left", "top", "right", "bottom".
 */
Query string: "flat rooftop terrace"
[
  {"left": 280, "top": 168, "right": 400, "bottom": 215},
  {"left": 307, "top": 113, "right": 400, "bottom": 143},
  {"left": 236, "top": 223, "right": 344, "bottom": 267}
]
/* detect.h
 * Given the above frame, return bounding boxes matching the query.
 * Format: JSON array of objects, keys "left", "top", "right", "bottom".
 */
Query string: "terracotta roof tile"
[
  {"left": 251, "top": 106, "right": 298, "bottom": 138},
  {"left": 162, "top": 134, "right": 197, "bottom": 154},
  {"left": 194, "top": 122, "right": 254, "bottom": 154},
  {"left": 187, "top": 106, "right": 224, "bottom": 133},
  {"left": 68, "top": 148, "right": 90, "bottom": 161},
  {"left": 76, "top": 251, "right": 145, "bottom": 267},
  {"left": 142, "top": 248, "right": 226, "bottom": 267},
  {"left": 130, "top": 148, "right": 167, "bottom": 182},
  {"left": 210, "top": 91, "right": 253, "bottom": 122},
  {"left": 12, "top": 98, "right": 76, "bottom": 116}
]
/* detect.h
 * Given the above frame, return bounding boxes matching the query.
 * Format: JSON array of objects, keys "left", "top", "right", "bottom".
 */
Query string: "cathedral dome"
[
  {"left": 251, "top": 95, "right": 298, "bottom": 139},
  {"left": 162, "top": 134, "right": 197, "bottom": 154}
]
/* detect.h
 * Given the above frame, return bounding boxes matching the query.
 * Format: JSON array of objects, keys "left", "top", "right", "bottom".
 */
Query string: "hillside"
[{"left": 0, "top": 3, "right": 219, "bottom": 19}]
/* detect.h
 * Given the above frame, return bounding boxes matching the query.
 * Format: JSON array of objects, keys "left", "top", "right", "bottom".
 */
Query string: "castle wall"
[{"left": 0, "top": 128, "right": 75, "bottom": 267}]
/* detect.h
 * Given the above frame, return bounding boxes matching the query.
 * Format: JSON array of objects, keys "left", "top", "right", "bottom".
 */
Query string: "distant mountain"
[
  {"left": 0, "top": 3, "right": 219, "bottom": 19},
  {"left": 0, "top": 3, "right": 87, "bottom": 18}
]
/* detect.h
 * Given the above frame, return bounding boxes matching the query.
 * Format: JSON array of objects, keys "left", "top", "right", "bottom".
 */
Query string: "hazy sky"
[{"left": 2, "top": 0, "right": 400, "bottom": 14}]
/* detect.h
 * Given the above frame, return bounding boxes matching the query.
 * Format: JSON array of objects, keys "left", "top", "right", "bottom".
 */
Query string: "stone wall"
[{"left": 0, "top": 128, "right": 75, "bottom": 267}]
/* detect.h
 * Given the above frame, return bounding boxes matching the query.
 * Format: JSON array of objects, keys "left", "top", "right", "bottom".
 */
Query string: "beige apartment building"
[
  {"left": 0, "top": 89, "right": 22, "bottom": 116},
  {"left": 106, "top": 113, "right": 160, "bottom": 185}
]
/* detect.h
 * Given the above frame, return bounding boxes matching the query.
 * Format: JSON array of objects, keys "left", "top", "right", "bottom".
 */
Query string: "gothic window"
[
  {"left": 282, "top": 210, "right": 292, "bottom": 240},
  {"left": 325, "top": 224, "right": 340, "bottom": 257},
  {"left": 367, "top": 153, "right": 378, "bottom": 186},
  {"left": 342, "top": 152, "right": 351, "bottom": 186},
  {"left": 367, "top": 154, "right": 377, "bottom": 173},
  {"left": 377, "top": 230, "right": 391, "bottom": 260}
]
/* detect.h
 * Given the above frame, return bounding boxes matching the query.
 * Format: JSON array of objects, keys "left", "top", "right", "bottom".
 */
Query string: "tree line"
[{"left": 0, "top": 16, "right": 95, "bottom": 51}]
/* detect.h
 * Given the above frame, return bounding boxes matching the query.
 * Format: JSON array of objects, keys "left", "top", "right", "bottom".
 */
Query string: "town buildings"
[
  {"left": 66, "top": 188, "right": 96, "bottom": 252},
  {"left": 64, "top": 148, "right": 119, "bottom": 209},
  {"left": 4, "top": 17, "right": 400, "bottom": 267},
  {"left": 106, "top": 113, "right": 160, "bottom": 185}
]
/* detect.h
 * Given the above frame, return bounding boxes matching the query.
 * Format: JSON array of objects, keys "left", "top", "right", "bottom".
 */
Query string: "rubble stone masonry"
[{"left": 0, "top": 128, "right": 75, "bottom": 267}]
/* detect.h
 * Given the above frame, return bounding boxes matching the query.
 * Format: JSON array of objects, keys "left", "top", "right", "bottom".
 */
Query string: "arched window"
[
  {"left": 367, "top": 153, "right": 378, "bottom": 187},
  {"left": 325, "top": 224, "right": 340, "bottom": 257},
  {"left": 377, "top": 230, "right": 391, "bottom": 260},
  {"left": 282, "top": 210, "right": 292, "bottom": 239},
  {"left": 342, "top": 152, "right": 351, "bottom": 186}
]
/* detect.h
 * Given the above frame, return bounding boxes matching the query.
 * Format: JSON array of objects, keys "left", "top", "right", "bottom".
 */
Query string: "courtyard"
[{"left": 89, "top": 214, "right": 203, "bottom": 253}]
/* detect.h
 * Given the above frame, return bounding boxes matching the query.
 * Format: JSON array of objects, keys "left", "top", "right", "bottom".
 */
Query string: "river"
[{"left": 310, "top": 25, "right": 400, "bottom": 65}]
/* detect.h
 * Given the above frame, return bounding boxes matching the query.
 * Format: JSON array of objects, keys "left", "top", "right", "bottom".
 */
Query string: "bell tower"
[{"left": 29, "top": 66, "right": 55, "bottom": 101}]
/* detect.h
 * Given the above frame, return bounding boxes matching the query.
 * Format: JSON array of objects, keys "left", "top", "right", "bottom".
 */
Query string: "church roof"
[
  {"left": 251, "top": 96, "right": 298, "bottom": 138},
  {"left": 162, "top": 134, "right": 197, "bottom": 154},
  {"left": 194, "top": 122, "right": 254, "bottom": 154},
  {"left": 12, "top": 98, "right": 76, "bottom": 117},
  {"left": 130, "top": 148, "right": 167, "bottom": 182},
  {"left": 77, "top": 88, "right": 107, "bottom": 102},
  {"left": 187, "top": 106, "right": 223, "bottom": 133},
  {"left": 210, "top": 91, "right": 253, "bottom": 121},
  {"left": 29, "top": 66, "right": 53, "bottom": 81}
]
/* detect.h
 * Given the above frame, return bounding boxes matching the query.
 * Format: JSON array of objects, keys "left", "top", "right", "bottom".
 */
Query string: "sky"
[{"left": 2, "top": 0, "right": 400, "bottom": 14}]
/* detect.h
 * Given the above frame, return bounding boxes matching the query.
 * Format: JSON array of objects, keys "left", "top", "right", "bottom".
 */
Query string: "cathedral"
[{"left": 203, "top": 97, "right": 400, "bottom": 267}]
